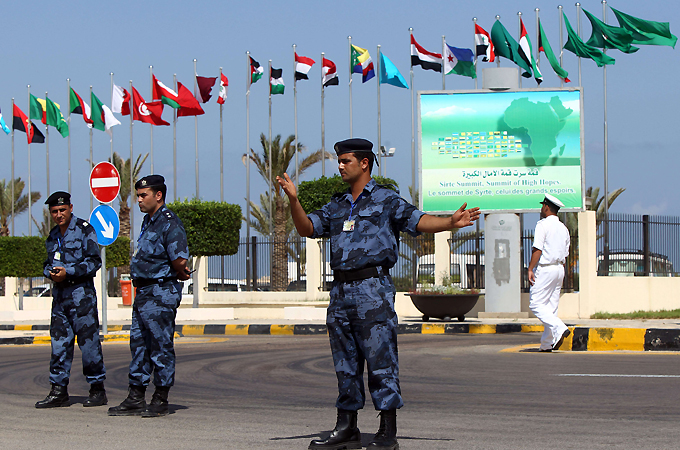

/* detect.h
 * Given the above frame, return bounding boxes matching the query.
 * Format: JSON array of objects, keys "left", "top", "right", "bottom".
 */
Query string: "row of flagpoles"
[{"left": 1, "top": 2, "right": 674, "bottom": 246}]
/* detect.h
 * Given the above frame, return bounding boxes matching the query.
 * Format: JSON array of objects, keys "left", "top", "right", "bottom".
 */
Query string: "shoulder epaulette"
[
  {"left": 75, "top": 218, "right": 92, "bottom": 230},
  {"left": 377, "top": 184, "right": 400, "bottom": 195}
]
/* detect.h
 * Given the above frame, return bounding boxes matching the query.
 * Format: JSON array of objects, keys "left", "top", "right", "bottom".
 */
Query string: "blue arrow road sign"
[{"left": 89, "top": 204, "right": 120, "bottom": 246}]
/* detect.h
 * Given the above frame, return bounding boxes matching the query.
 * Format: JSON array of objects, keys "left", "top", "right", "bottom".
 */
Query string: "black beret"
[
  {"left": 334, "top": 138, "right": 373, "bottom": 156},
  {"left": 135, "top": 174, "right": 165, "bottom": 190},
  {"left": 45, "top": 191, "right": 71, "bottom": 207}
]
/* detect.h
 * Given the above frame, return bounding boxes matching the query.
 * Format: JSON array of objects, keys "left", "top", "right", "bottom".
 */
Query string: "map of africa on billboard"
[{"left": 419, "top": 89, "right": 584, "bottom": 213}]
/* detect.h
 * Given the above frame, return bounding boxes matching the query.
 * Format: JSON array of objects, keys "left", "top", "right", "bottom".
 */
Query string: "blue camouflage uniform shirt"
[
  {"left": 44, "top": 215, "right": 102, "bottom": 279},
  {"left": 308, "top": 179, "right": 425, "bottom": 271},
  {"left": 131, "top": 204, "right": 189, "bottom": 279}
]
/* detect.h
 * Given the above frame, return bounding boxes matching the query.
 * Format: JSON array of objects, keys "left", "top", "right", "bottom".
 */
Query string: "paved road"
[{"left": 1, "top": 334, "right": 679, "bottom": 449}]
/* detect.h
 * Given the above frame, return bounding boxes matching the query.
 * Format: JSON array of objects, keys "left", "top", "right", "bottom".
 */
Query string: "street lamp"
[{"left": 380, "top": 146, "right": 396, "bottom": 178}]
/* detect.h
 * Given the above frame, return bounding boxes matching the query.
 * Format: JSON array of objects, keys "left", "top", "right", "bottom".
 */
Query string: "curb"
[{"left": 2, "top": 324, "right": 680, "bottom": 351}]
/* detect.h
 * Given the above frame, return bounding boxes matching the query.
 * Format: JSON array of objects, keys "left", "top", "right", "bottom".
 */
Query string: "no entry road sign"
[
  {"left": 90, "top": 162, "right": 120, "bottom": 204},
  {"left": 89, "top": 204, "right": 120, "bottom": 246}
]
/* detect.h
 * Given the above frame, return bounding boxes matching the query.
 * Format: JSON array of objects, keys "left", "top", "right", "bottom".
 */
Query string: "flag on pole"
[
  {"left": 29, "top": 94, "right": 43, "bottom": 123},
  {"left": 177, "top": 82, "right": 205, "bottom": 116},
  {"left": 350, "top": 45, "right": 375, "bottom": 82},
  {"left": 410, "top": 35, "right": 442, "bottom": 72},
  {"left": 563, "top": 12, "right": 615, "bottom": 67},
  {"left": 250, "top": 57, "right": 264, "bottom": 84},
  {"left": 294, "top": 53, "right": 315, "bottom": 80},
  {"left": 152, "top": 74, "right": 181, "bottom": 108},
  {"left": 610, "top": 6, "right": 677, "bottom": 48},
  {"left": 217, "top": 73, "right": 228, "bottom": 104},
  {"left": 379, "top": 52, "right": 409, "bottom": 88},
  {"left": 45, "top": 98, "right": 69, "bottom": 137},
  {"left": 270, "top": 68, "right": 285, "bottom": 95},
  {"left": 490, "top": 20, "right": 533, "bottom": 78},
  {"left": 475, "top": 24, "right": 495, "bottom": 62},
  {"left": 0, "top": 108, "right": 11, "bottom": 135},
  {"left": 102, "top": 104, "right": 120, "bottom": 136},
  {"left": 13, "top": 104, "right": 44, "bottom": 143},
  {"left": 443, "top": 44, "right": 477, "bottom": 79},
  {"left": 90, "top": 92, "right": 107, "bottom": 131},
  {"left": 322, "top": 57, "right": 339, "bottom": 87},
  {"left": 112, "top": 84, "right": 131, "bottom": 115},
  {"left": 196, "top": 76, "right": 217, "bottom": 103},
  {"left": 131, "top": 87, "right": 170, "bottom": 126},
  {"left": 582, "top": 8, "right": 638, "bottom": 54},
  {"left": 519, "top": 18, "right": 542, "bottom": 84},
  {"left": 69, "top": 88, "right": 94, "bottom": 125},
  {"left": 538, "top": 20, "right": 570, "bottom": 83},
  {"left": 33, "top": 98, "right": 55, "bottom": 125}
]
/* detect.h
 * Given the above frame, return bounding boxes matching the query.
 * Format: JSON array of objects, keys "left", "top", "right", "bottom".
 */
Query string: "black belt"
[
  {"left": 132, "top": 277, "right": 176, "bottom": 288},
  {"left": 334, "top": 266, "right": 388, "bottom": 283},
  {"left": 54, "top": 276, "right": 93, "bottom": 288}
]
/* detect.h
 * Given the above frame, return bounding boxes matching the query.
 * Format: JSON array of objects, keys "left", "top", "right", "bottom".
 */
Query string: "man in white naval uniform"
[{"left": 528, "top": 194, "right": 571, "bottom": 352}]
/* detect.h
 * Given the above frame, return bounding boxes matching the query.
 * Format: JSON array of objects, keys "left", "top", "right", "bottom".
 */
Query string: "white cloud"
[
  {"left": 630, "top": 201, "right": 668, "bottom": 215},
  {"left": 423, "top": 105, "right": 476, "bottom": 117}
]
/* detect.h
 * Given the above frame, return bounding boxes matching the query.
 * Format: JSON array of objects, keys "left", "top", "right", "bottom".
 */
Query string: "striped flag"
[
  {"left": 295, "top": 53, "right": 315, "bottom": 80},
  {"left": 410, "top": 35, "right": 442, "bottom": 72},
  {"left": 350, "top": 45, "right": 375, "bottom": 82},
  {"left": 475, "top": 24, "right": 495, "bottom": 62},
  {"left": 270, "top": 68, "right": 285, "bottom": 95},
  {"left": 217, "top": 73, "right": 228, "bottom": 104},
  {"left": 519, "top": 18, "right": 542, "bottom": 84},
  {"left": 322, "top": 57, "right": 339, "bottom": 87}
]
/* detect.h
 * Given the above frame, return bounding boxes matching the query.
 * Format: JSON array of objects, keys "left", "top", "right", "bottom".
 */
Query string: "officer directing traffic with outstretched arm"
[
  {"left": 108, "top": 175, "right": 190, "bottom": 418},
  {"left": 277, "top": 138, "right": 480, "bottom": 450},
  {"left": 37, "top": 191, "right": 107, "bottom": 409}
]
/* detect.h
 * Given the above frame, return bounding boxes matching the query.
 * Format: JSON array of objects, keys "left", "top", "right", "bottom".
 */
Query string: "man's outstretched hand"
[
  {"left": 450, "top": 203, "right": 481, "bottom": 229},
  {"left": 276, "top": 173, "right": 297, "bottom": 200}
]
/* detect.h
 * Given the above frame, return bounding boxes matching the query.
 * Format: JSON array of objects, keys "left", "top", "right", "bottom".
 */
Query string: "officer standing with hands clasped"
[
  {"left": 277, "top": 138, "right": 480, "bottom": 450},
  {"left": 528, "top": 194, "right": 571, "bottom": 352},
  {"left": 36, "top": 191, "right": 107, "bottom": 408},
  {"left": 108, "top": 175, "right": 190, "bottom": 418}
]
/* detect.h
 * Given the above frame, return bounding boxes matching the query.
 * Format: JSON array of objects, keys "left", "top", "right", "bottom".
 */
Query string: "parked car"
[
  {"left": 23, "top": 285, "right": 52, "bottom": 298},
  {"left": 183, "top": 278, "right": 251, "bottom": 294},
  {"left": 417, "top": 254, "right": 486, "bottom": 289},
  {"left": 597, "top": 250, "right": 674, "bottom": 276}
]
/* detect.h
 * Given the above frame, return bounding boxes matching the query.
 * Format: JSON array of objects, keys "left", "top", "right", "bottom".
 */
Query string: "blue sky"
[{"left": 2, "top": 0, "right": 678, "bottom": 236}]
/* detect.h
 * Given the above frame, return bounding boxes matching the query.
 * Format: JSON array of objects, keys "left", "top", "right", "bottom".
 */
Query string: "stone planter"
[{"left": 407, "top": 293, "right": 481, "bottom": 322}]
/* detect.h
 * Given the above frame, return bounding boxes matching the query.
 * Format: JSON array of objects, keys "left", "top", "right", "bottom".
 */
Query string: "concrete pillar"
[
  {"left": 194, "top": 256, "right": 208, "bottom": 308},
  {"left": 434, "top": 232, "right": 450, "bottom": 285},
  {"left": 5, "top": 277, "right": 17, "bottom": 309},
  {"left": 306, "top": 238, "right": 321, "bottom": 296},
  {"left": 577, "top": 211, "right": 597, "bottom": 319},
  {"left": 94, "top": 266, "right": 102, "bottom": 310}
]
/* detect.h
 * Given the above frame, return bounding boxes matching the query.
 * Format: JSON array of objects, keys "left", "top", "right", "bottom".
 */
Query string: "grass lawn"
[{"left": 591, "top": 309, "right": 680, "bottom": 320}]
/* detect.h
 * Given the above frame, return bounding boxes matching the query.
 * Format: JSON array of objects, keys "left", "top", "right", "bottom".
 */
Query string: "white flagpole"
[
  {"left": 193, "top": 59, "right": 199, "bottom": 199},
  {"left": 129, "top": 80, "right": 135, "bottom": 258},
  {"left": 149, "top": 65, "right": 154, "bottom": 173},
  {"left": 67, "top": 79, "right": 71, "bottom": 193},
  {"left": 348, "top": 36, "right": 353, "bottom": 138},
  {"left": 377, "top": 45, "right": 382, "bottom": 174},
  {"left": 45, "top": 91, "right": 50, "bottom": 195},
  {"left": 110, "top": 73, "right": 114, "bottom": 162},
  {"left": 495, "top": 16, "right": 502, "bottom": 68},
  {"left": 293, "top": 44, "right": 299, "bottom": 184},
  {"left": 410, "top": 28, "right": 416, "bottom": 200},
  {"left": 559, "top": 5, "right": 565, "bottom": 88},
  {"left": 518, "top": 12, "right": 523, "bottom": 89},
  {"left": 219, "top": 67, "right": 224, "bottom": 202},
  {"left": 535, "top": 9, "right": 540, "bottom": 70},
  {"left": 89, "top": 85, "right": 94, "bottom": 213},
  {"left": 173, "top": 74, "right": 178, "bottom": 201},
  {"left": 27, "top": 85, "right": 32, "bottom": 236},
  {"left": 321, "top": 52, "right": 326, "bottom": 178},
  {"left": 268, "top": 60, "right": 273, "bottom": 241},
  {"left": 602, "top": 0, "right": 610, "bottom": 269},
  {"left": 576, "top": 3, "right": 583, "bottom": 86},
  {"left": 473, "top": 18, "right": 479, "bottom": 90},
  {"left": 11, "top": 98, "right": 15, "bottom": 235},
  {"left": 441, "top": 36, "right": 446, "bottom": 90},
  {"left": 246, "top": 52, "right": 252, "bottom": 290}
]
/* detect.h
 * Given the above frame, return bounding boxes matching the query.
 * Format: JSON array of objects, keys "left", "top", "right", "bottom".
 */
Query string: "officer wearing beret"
[
  {"left": 528, "top": 194, "right": 571, "bottom": 352},
  {"left": 109, "top": 175, "right": 190, "bottom": 418},
  {"left": 36, "top": 191, "right": 107, "bottom": 408},
  {"left": 277, "top": 138, "right": 480, "bottom": 450}
]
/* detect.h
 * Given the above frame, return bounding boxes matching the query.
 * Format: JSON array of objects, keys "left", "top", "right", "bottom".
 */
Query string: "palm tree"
[
  {"left": 244, "top": 133, "right": 331, "bottom": 291},
  {"left": 0, "top": 178, "right": 41, "bottom": 236},
  {"left": 108, "top": 152, "right": 148, "bottom": 238},
  {"left": 33, "top": 208, "right": 54, "bottom": 238}
]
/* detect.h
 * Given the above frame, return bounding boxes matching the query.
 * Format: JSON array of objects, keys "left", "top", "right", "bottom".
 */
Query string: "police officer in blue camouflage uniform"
[
  {"left": 277, "top": 138, "right": 480, "bottom": 450},
  {"left": 108, "top": 175, "right": 190, "bottom": 418},
  {"left": 36, "top": 191, "right": 107, "bottom": 409}
]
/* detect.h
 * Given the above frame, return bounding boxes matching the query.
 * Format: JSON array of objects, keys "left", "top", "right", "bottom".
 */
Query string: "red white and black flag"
[
  {"left": 13, "top": 104, "right": 44, "bottom": 143},
  {"left": 410, "top": 35, "right": 442, "bottom": 72},
  {"left": 294, "top": 53, "right": 315, "bottom": 80},
  {"left": 322, "top": 57, "right": 339, "bottom": 87},
  {"left": 475, "top": 24, "right": 495, "bottom": 62}
]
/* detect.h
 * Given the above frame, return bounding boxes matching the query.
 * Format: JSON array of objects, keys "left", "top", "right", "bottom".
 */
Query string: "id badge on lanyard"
[{"left": 344, "top": 194, "right": 362, "bottom": 232}]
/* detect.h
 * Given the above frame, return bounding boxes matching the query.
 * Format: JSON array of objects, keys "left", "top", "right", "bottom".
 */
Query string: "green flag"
[
  {"left": 563, "top": 12, "right": 616, "bottom": 67},
  {"left": 90, "top": 92, "right": 106, "bottom": 131},
  {"left": 610, "top": 6, "right": 677, "bottom": 48},
  {"left": 538, "top": 20, "right": 570, "bottom": 83},
  {"left": 45, "top": 98, "right": 69, "bottom": 137},
  {"left": 490, "top": 20, "right": 533, "bottom": 78},
  {"left": 29, "top": 94, "right": 43, "bottom": 122},
  {"left": 583, "top": 8, "right": 638, "bottom": 54}
]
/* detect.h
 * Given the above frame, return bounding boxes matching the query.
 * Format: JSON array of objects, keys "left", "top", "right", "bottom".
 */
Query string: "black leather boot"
[
  {"left": 83, "top": 382, "right": 107, "bottom": 407},
  {"left": 35, "top": 384, "right": 70, "bottom": 408},
  {"left": 141, "top": 385, "right": 170, "bottom": 418},
  {"left": 309, "top": 409, "right": 362, "bottom": 449},
  {"left": 367, "top": 410, "right": 398, "bottom": 449},
  {"left": 107, "top": 384, "right": 146, "bottom": 416}
]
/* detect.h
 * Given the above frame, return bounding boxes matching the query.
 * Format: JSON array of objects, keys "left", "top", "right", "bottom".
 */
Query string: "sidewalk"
[{"left": 2, "top": 317, "right": 680, "bottom": 351}]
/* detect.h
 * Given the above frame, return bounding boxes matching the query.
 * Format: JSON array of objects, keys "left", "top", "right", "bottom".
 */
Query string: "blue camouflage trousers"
[
  {"left": 49, "top": 283, "right": 106, "bottom": 386},
  {"left": 327, "top": 272, "right": 403, "bottom": 411},
  {"left": 128, "top": 281, "right": 181, "bottom": 387}
]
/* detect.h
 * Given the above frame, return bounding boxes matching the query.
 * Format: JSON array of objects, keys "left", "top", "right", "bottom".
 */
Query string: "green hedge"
[
  {"left": 298, "top": 175, "right": 398, "bottom": 214},
  {"left": 0, "top": 237, "right": 48, "bottom": 277},
  {"left": 167, "top": 199, "right": 241, "bottom": 256},
  {"left": 103, "top": 236, "right": 130, "bottom": 269}
]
